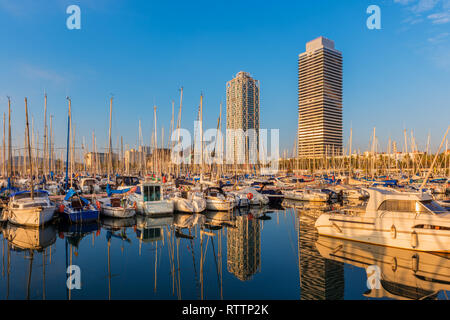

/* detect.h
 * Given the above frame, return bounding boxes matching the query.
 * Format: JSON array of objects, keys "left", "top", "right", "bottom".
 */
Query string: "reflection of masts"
[
  {"left": 26, "top": 250, "right": 34, "bottom": 300},
  {"left": 43, "top": 249, "right": 46, "bottom": 300},
  {"left": 154, "top": 240, "right": 158, "bottom": 293},
  {"left": 7, "top": 241, "right": 10, "bottom": 300},
  {"left": 200, "top": 229, "right": 203, "bottom": 300},
  {"left": 211, "top": 230, "right": 222, "bottom": 299},
  {"left": 177, "top": 237, "right": 181, "bottom": 299},
  {"left": 107, "top": 237, "right": 111, "bottom": 300},
  {"left": 188, "top": 229, "right": 200, "bottom": 298}
]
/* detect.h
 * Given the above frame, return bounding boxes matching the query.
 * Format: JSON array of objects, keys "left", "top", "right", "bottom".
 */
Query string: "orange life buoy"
[{"left": 247, "top": 192, "right": 253, "bottom": 200}]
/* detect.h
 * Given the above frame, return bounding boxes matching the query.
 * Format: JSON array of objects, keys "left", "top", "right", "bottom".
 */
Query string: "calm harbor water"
[{"left": 0, "top": 200, "right": 449, "bottom": 300}]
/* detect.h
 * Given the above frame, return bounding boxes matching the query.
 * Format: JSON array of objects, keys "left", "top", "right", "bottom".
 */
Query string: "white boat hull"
[
  {"left": 8, "top": 206, "right": 56, "bottom": 227},
  {"left": 101, "top": 206, "right": 136, "bottom": 218},
  {"left": 173, "top": 197, "right": 206, "bottom": 213},
  {"left": 206, "top": 198, "right": 234, "bottom": 211},
  {"left": 137, "top": 200, "right": 174, "bottom": 215},
  {"left": 315, "top": 213, "right": 450, "bottom": 252}
]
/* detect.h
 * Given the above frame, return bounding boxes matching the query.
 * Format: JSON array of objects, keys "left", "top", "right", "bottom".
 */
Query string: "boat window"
[
  {"left": 378, "top": 200, "right": 427, "bottom": 213},
  {"left": 144, "top": 185, "right": 161, "bottom": 202},
  {"left": 419, "top": 200, "right": 447, "bottom": 215},
  {"left": 22, "top": 202, "right": 47, "bottom": 208},
  {"left": 14, "top": 191, "right": 48, "bottom": 200}
]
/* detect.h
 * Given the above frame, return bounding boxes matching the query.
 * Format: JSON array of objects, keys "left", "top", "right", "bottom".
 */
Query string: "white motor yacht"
[
  {"left": 128, "top": 182, "right": 174, "bottom": 215},
  {"left": 315, "top": 187, "right": 450, "bottom": 252}
]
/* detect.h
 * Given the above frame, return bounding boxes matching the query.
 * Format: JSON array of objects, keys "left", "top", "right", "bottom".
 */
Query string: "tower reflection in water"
[
  {"left": 227, "top": 213, "right": 261, "bottom": 281},
  {"left": 297, "top": 208, "right": 344, "bottom": 300}
]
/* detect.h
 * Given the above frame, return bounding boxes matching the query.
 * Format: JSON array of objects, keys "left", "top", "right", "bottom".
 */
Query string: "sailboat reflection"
[
  {"left": 315, "top": 236, "right": 450, "bottom": 300},
  {"left": 101, "top": 216, "right": 136, "bottom": 230},
  {"left": 173, "top": 213, "right": 205, "bottom": 239},
  {"left": 2, "top": 222, "right": 57, "bottom": 299},
  {"left": 4, "top": 223, "right": 57, "bottom": 251},
  {"left": 58, "top": 221, "right": 100, "bottom": 300},
  {"left": 205, "top": 210, "right": 235, "bottom": 230}
]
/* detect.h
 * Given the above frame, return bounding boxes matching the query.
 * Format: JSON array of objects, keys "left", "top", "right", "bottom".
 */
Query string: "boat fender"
[
  {"left": 133, "top": 202, "right": 137, "bottom": 210},
  {"left": 411, "top": 254, "right": 419, "bottom": 273},
  {"left": 391, "top": 257, "right": 397, "bottom": 272},
  {"left": 247, "top": 192, "right": 253, "bottom": 200},
  {"left": 96, "top": 200, "right": 101, "bottom": 210},
  {"left": 59, "top": 204, "right": 65, "bottom": 213},
  {"left": 391, "top": 225, "right": 396, "bottom": 239},
  {"left": 411, "top": 231, "right": 418, "bottom": 249},
  {"left": 96, "top": 229, "right": 100, "bottom": 237}
]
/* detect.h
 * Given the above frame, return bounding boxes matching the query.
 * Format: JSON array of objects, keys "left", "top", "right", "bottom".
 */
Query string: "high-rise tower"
[
  {"left": 298, "top": 37, "right": 343, "bottom": 158},
  {"left": 226, "top": 71, "right": 260, "bottom": 164}
]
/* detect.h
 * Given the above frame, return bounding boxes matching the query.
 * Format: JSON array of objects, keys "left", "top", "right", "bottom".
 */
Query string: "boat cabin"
[
  {"left": 364, "top": 188, "right": 447, "bottom": 217},
  {"left": 142, "top": 183, "right": 162, "bottom": 202}
]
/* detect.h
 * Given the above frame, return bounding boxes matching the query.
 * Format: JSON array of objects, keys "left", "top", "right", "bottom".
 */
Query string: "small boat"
[
  {"left": 171, "top": 190, "right": 206, "bottom": 213},
  {"left": 98, "top": 184, "right": 136, "bottom": 218},
  {"left": 203, "top": 187, "right": 235, "bottom": 211},
  {"left": 79, "top": 177, "right": 101, "bottom": 194},
  {"left": 315, "top": 187, "right": 450, "bottom": 252},
  {"left": 283, "top": 188, "right": 329, "bottom": 202},
  {"left": 256, "top": 182, "right": 284, "bottom": 207},
  {"left": 98, "top": 196, "right": 136, "bottom": 218},
  {"left": 7, "top": 190, "right": 56, "bottom": 227},
  {"left": 229, "top": 187, "right": 269, "bottom": 206},
  {"left": 60, "top": 189, "right": 99, "bottom": 223},
  {"left": 128, "top": 182, "right": 174, "bottom": 216}
]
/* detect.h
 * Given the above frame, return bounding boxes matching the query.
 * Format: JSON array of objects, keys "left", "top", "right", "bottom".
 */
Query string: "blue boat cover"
[{"left": 106, "top": 184, "right": 131, "bottom": 197}]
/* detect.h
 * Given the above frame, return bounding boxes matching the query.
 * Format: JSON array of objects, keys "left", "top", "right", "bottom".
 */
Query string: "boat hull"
[
  {"left": 173, "top": 198, "right": 206, "bottom": 213},
  {"left": 206, "top": 199, "right": 234, "bottom": 211},
  {"left": 136, "top": 200, "right": 174, "bottom": 216},
  {"left": 101, "top": 206, "right": 136, "bottom": 218},
  {"left": 8, "top": 206, "right": 56, "bottom": 227},
  {"left": 315, "top": 214, "right": 450, "bottom": 252},
  {"left": 63, "top": 208, "right": 99, "bottom": 223}
]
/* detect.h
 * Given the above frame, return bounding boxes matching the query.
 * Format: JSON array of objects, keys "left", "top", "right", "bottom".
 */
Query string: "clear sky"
[{"left": 0, "top": 0, "right": 449, "bottom": 156}]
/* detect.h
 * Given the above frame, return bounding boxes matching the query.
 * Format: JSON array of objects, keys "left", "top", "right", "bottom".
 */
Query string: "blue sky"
[{"left": 0, "top": 0, "right": 449, "bottom": 156}]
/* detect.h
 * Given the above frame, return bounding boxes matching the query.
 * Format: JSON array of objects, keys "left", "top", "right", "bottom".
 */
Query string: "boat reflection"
[
  {"left": 2, "top": 222, "right": 57, "bottom": 300},
  {"left": 101, "top": 216, "right": 136, "bottom": 230},
  {"left": 3, "top": 223, "right": 56, "bottom": 251},
  {"left": 135, "top": 214, "right": 173, "bottom": 244},
  {"left": 315, "top": 236, "right": 450, "bottom": 300}
]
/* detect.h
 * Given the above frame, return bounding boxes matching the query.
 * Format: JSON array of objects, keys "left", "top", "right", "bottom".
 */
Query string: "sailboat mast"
[
  {"left": 24, "top": 98, "right": 34, "bottom": 200},
  {"left": 7, "top": 98, "right": 11, "bottom": 179},
  {"left": 43, "top": 93, "right": 48, "bottom": 176},
  {"left": 108, "top": 97, "right": 113, "bottom": 181},
  {"left": 65, "top": 97, "right": 71, "bottom": 190}
]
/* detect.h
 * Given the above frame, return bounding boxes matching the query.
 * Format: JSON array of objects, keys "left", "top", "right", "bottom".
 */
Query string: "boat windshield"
[
  {"left": 143, "top": 185, "right": 161, "bottom": 202},
  {"left": 14, "top": 191, "right": 48, "bottom": 200},
  {"left": 419, "top": 200, "right": 448, "bottom": 215}
]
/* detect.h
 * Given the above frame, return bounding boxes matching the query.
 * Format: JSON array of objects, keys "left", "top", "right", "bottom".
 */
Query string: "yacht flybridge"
[{"left": 315, "top": 187, "right": 450, "bottom": 252}]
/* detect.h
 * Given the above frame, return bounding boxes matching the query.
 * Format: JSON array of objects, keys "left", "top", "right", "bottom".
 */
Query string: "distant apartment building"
[
  {"left": 298, "top": 37, "right": 343, "bottom": 158},
  {"left": 84, "top": 152, "right": 118, "bottom": 169},
  {"left": 226, "top": 71, "right": 260, "bottom": 164}
]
